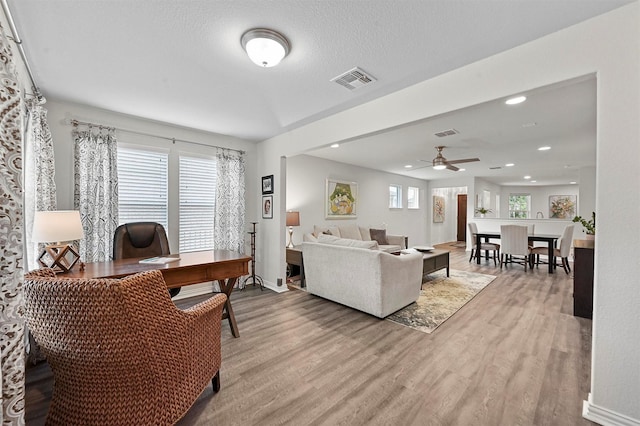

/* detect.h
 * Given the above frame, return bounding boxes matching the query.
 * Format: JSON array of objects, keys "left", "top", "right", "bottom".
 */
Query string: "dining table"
[{"left": 474, "top": 231, "right": 561, "bottom": 273}]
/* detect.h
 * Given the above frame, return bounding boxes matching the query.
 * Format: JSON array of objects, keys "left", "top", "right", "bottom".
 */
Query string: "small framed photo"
[
  {"left": 262, "top": 195, "right": 273, "bottom": 219},
  {"left": 262, "top": 175, "right": 274, "bottom": 194}
]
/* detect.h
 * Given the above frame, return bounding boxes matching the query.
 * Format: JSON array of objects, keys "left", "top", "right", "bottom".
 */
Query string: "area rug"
[{"left": 386, "top": 269, "right": 496, "bottom": 334}]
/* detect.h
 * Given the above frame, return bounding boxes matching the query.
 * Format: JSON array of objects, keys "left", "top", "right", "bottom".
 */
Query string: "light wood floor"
[{"left": 25, "top": 244, "right": 594, "bottom": 425}]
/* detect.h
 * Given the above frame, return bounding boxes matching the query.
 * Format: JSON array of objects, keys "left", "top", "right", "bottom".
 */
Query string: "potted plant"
[
  {"left": 475, "top": 207, "right": 492, "bottom": 218},
  {"left": 572, "top": 212, "right": 595, "bottom": 239}
]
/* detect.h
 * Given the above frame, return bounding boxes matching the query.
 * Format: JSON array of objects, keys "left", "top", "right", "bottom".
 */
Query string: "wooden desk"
[
  {"left": 474, "top": 232, "right": 560, "bottom": 273},
  {"left": 66, "top": 250, "right": 251, "bottom": 337}
]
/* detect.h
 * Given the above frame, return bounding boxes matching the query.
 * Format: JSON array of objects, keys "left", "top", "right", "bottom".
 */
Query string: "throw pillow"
[{"left": 370, "top": 228, "right": 389, "bottom": 245}]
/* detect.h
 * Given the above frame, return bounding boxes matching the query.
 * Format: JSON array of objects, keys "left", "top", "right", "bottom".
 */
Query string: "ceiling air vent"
[
  {"left": 489, "top": 166, "right": 502, "bottom": 170},
  {"left": 434, "top": 129, "right": 459, "bottom": 138},
  {"left": 331, "top": 67, "right": 376, "bottom": 90}
]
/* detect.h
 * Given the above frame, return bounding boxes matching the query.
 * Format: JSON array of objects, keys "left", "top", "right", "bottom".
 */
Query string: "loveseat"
[
  {"left": 302, "top": 235, "right": 423, "bottom": 318},
  {"left": 303, "top": 223, "right": 407, "bottom": 253}
]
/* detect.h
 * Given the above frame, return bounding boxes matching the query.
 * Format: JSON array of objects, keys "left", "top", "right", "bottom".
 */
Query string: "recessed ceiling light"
[
  {"left": 531, "top": 180, "right": 537, "bottom": 183},
  {"left": 538, "top": 146, "right": 551, "bottom": 151},
  {"left": 404, "top": 165, "right": 413, "bottom": 168},
  {"left": 505, "top": 163, "right": 514, "bottom": 167},
  {"left": 458, "top": 168, "right": 466, "bottom": 172},
  {"left": 505, "top": 96, "right": 526, "bottom": 105},
  {"left": 522, "top": 122, "right": 537, "bottom": 127},
  {"left": 570, "top": 181, "right": 577, "bottom": 184},
  {"left": 524, "top": 175, "right": 531, "bottom": 179},
  {"left": 330, "top": 143, "right": 339, "bottom": 148}
]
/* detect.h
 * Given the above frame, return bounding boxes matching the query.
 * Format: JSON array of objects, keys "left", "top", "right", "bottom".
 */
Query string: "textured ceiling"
[{"left": 9, "top": 1, "right": 629, "bottom": 184}]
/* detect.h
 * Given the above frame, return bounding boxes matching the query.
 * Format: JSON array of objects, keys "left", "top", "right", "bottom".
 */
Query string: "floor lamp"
[
  {"left": 286, "top": 211, "right": 300, "bottom": 248},
  {"left": 31, "top": 210, "right": 84, "bottom": 273}
]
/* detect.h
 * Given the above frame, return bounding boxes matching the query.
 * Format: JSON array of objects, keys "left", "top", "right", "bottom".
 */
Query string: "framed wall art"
[
  {"left": 549, "top": 195, "right": 576, "bottom": 219},
  {"left": 326, "top": 178, "right": 357, "bottom": 219},
  {"left": 433, "top": 195, "right": 445, "bottom": 223},
  {"left": 262, "top": 175, "right": 274, "bottom": 194},
  {"left": 262, "top": 195, "right": 273, "bottom": 219}
]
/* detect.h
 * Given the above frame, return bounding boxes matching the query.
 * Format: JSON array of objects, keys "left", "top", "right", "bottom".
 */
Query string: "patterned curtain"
[
  {"left": 24, "top": 99, "right": 57, "bottom": 270},
  {"left": 73, "top": 125, "right": 119, "bottom": 262},
  {"left": 0, "top": 21, "right": 25, "bottom": 426},
  {"left": 214, "top": 148, "right": 245, "bottom": 253}
]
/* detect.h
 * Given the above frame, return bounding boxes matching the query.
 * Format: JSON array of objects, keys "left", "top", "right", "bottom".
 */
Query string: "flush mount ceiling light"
[
  {"left": 241, "top": 28, "right": 290, "bottom": 67},
  {"left": 505, "top": 95, "right": 526, "bottom": 105}
]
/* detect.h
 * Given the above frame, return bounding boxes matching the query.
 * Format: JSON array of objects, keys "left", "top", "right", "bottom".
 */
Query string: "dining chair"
[
  {"left": 468, "top": 222, "right": 500, "bottom": 265},
  {"left": 23, "top": 268, "right": 227, "bottom": 426},
  {"left": 113, "top": 222, "right": 180, "bottom": 297},
  {"left": 500, "top": 224, "right": 532, "bottom": 270},
  {"left": 531, "top": 224, "right": 574, "bottom": 274}
]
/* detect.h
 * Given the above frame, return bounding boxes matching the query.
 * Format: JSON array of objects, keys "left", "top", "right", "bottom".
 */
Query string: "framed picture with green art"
[
  {"left": 549, "top": 195, "right": 576, "bottom": 219},
  {"left": 326, "top": 178, "right": 357, "bottom": 219}
]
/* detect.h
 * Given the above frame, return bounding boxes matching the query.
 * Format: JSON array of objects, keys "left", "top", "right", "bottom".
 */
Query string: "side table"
[{"left": 286, "top": 247, "right": 305, "bottom": 288}]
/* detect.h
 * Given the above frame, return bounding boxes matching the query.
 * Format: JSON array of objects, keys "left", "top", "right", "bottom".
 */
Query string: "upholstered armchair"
[{"left": 23, "top": 268, "right": 226, "bottom": 426}]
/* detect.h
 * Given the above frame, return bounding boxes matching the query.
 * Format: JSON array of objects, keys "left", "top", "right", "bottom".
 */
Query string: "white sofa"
[
  {"left": 303, "top": 223, "right": 407, "bottom": 253},
  {"left": 302, "top": 235, "right": 423, "bottom": 318}
]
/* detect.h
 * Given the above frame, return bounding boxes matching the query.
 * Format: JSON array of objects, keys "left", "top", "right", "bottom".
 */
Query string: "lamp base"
[
  {"left": 287, "top": 227, "right": 295, "bottom": 248},
  {"left": 37, "top": 243, "right": 81, "bottom": 273}
]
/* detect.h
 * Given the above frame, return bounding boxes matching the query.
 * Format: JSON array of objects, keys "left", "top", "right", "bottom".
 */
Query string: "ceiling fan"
[{"left": 416, "top": 146, "right": 480, "bottom": 171}]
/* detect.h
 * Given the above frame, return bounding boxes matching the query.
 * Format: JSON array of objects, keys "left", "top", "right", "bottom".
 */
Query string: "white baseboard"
[
  {"left": 583, "top": 394, "right": 640, "bottom": 426},
  {"left": 263, "top": 279, "right": 288, "bottom": 293}
]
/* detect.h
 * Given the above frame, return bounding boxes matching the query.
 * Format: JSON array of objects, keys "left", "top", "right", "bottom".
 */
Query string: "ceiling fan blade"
[
  {"left": 446, "top": 157, "right": 480, "bottom": 165},
  {"left": 445, "top": 163, "right": 459, "bottom": 171},
  {"left": 406, "top": 164, "right": 432, "bottom": 171}
]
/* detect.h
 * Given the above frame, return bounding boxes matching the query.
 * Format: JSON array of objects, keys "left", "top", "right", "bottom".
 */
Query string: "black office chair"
[{"left": 113, "top": 222, "right": 180, "bottom": 297}]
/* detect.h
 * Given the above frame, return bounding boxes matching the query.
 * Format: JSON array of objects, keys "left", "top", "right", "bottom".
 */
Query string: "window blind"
[
  {"left": 179, "top": 155, "right": 217, "bottom": 252},
  {"left": 117, "top": 147, "right": 168, "bottom": 230}
]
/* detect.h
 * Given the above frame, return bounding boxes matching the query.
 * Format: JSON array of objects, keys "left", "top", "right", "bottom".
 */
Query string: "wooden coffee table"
[{"left": 419, "top": 249, "right": 450, "bottom": 277}]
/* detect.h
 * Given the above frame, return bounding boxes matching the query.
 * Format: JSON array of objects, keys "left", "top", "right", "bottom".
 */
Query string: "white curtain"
[
  {"left": 73, "top": 125, "right": 119, "bottom": 262},
  {"left": 214, "top": 148, "right": 245, "bottom": 253},
  {"left": 0, "top": 20, "right": 25, "bottom": 425},
  {"left": 24, "top": 99, "right": 57, "bottom": 270}
]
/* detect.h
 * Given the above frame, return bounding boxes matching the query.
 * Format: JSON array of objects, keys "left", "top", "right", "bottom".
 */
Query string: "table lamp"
[
  {"left": 286, "top": 211, "right": 300, "bottom": 248},
  {"left": 32, "top": 210, "right": 85, "bottom": 273}
]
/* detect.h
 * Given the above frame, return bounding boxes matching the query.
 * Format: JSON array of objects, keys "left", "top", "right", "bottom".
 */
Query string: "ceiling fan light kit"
[
  {"left": 241, "top": 28, "right": 290, "bottom": 67},
  {"left": 431, "top": 146, "right": 479, "bottom": 171}
]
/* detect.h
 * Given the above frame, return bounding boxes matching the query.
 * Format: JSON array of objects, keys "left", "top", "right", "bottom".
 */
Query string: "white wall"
[
  {"left": 258, "top": 4, "right": 640, "bottom": 423},
  {"left": 286, "top": 155, "right": 429, "bottom": 247}
]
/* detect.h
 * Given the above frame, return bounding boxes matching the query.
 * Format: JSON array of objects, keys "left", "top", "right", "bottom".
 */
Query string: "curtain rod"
[
  {"left": 1, "top": 0, "right": 44, "bottom": 102},
  {"left": 66, "top": 118, "right": 246, "bottom": 154}
]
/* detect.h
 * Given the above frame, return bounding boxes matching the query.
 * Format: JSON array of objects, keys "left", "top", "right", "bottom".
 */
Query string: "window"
[
  {"left": 389, "top": 184, "right": 402, "bottom": 208},
  {"left": 117, "top": 146, "right": 168, "bottom": 230},
  {"left": 407, "top": 186, "right": 420, "bottom": 209},
  {"left": 509, "top": 194, "right": 531, "bottom": 218},
  {"left": 179, "top": 155, "right": 217, "bottom": 252}
]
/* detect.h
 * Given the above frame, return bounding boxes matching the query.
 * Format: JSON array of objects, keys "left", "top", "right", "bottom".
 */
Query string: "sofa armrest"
[{"left": 386, "top": 234, "right": 407, "bottom": 249}]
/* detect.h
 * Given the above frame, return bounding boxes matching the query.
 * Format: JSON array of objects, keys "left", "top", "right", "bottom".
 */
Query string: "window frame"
[
  {"left": 389, "top": 184, "right": 403, "bottom": 209},
  {"left": 407, "top": 186, "right": 420, "bottom": 209},
  {"left": 508, "top": 193, "right": 531, "bottom": 219}
]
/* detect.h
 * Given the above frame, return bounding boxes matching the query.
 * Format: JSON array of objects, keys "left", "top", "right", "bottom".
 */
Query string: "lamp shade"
[
  {"left": 32, "top": 210, "right": 84, "bottom": 243},
  {"left": 286, "top": 211, "right": 300, "bottom": 227},
  {"left": 241, "top": 28, "right": 290, "bottom": 67}
]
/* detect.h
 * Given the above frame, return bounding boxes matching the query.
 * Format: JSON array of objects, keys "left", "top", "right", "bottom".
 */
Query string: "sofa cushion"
[
  {"left": 369, "top": 228, "right": 389, "bottom": 245},
  {"left": 337, "top": 223, "right": 362, "bottom": 240},
  {"left": 303, "top": 233, "right": 318, "bottom": 242},
  {"left": 378, "top": 244, "right": 402, "bottom": 253},
  {"left": 317, "top": 233, "right": 379, "bottom": 250},
  {"left": 313, "top": 225, "right": 340, "bottom": 238}
]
